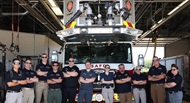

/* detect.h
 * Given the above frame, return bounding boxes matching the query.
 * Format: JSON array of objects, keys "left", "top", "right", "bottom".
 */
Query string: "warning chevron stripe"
[
  {"left": 123, "top": 21, "right": 135, "bottom": 28},
  {"left": 66, "top": 21, "right": 76, "bottom": 29}
]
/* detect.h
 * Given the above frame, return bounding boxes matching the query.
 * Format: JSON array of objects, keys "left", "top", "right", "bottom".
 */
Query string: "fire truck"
[{"left": 56, "top": 0, "right": 142, "bottom": 102}]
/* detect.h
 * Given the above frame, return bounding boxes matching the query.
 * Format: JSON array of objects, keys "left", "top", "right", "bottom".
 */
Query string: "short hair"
[
  {"left": 25, "top": 57, "right": 31, "bottom": 62},
  {"left": 85, "top": 61, "right": 91, "bottom": 65},
  {"left": 118, "top": 63, "right": 124, "bottom": 67},
  {"left": 104, "top": 64, "right": 110, "bottom": 69},
  {"left": 171, "top": 64, "right": 179, "bottom": 70},
  {"left": 12, "top": 58, "right": 20, "bottom": 63},
  {"left": 41, "top": 53, "right": 47, "bottom": 56},
  {"left": 153, "top": 56, "right": 161, "bottom": 60}
]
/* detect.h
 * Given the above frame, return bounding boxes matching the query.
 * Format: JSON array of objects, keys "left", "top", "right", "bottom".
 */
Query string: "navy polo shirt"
[
  {"left": 148, "top": 64, "right": 167, "bottom": 84},
  {"left": 80, "top": 69, "right": 96, "bottom": 90},
  {"left": 62, "top": 66, "right": 80, "bottom": 88},
  {"left": 132, "top": 73, "right": 147, "bottom": 88},
  {"left": 47, "top": 70, "right": 63, "bottom": 89},
  {"left": 115, "top": 71, "right": 131, "bottom": 93},
  {"left": 5, "top": 69, "right": 26, "bottom": 91},
  {"left": 22, "top": 68, "right": 37, "bottom": 88},
  {"left": 36, "top": 63, "right": 52, "bottom": 81},
  {"left": 100, "top": 72, "right": 114, "bottom": 87},
  {"left": 166, "top": 73, "right": 182, "bottom": 92}
]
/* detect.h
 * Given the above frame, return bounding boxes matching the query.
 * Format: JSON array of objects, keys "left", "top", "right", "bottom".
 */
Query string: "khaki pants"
[
  {"left": 35, "top": 81, "right": 49, "bottom": 103},
  {"left": 118, "top": 92, "right": 132, "bottom": 103},
  {"left": 102, "top": 87, "right": 114, "bottom": 103},
  {"left": 5, "top": 91, "right": 23, "bottom": 103},
  {"left": 22, "top": 88, "right": 34, "bottom": 103},
  {"left": 151, "top": 84, "right": 166, "bottom": 103}
]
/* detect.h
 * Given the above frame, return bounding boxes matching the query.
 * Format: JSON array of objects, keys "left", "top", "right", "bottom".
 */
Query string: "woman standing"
[
  {"left": 132, "top": 66, "right": 147, "bottom": 103},
  {"left": 165, "top": 64, "right": 183, "bottom": 103},
  {"left": 100, "top": 65, "right": 114, "bottom": 103}
]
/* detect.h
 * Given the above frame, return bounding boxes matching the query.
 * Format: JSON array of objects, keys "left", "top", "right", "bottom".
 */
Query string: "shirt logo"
[
  {"left": 56, "top": 74, "right": 60, "bottom": 76},
  {"left": 46, "top": 66, "right": 50, "bottom": 69},
  {"left": 125, "top": 74, "right": 128, "bottom": 76},
  {"left": 158, "top": 67, "right": 162, "bottom": 70}
]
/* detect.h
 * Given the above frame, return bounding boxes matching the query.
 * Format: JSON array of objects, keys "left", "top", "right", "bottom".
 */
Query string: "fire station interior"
[{"left": 0, "top": 0, "right": 190, "bottom": 103}]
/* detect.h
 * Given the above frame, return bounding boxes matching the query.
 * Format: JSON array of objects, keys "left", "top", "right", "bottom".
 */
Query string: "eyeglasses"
[
  {"left": 42, "top": 57, "right": 47, "bottom": 58},
  {"left": 13, "top": 62, "right": 20, "bottom": 65},
  {"left": 172, "top": 69, "right": 177, "bottom": 71},
  {"left": 69, "top": 60, "right": 74, "bottom": 62},
  {"left": 105, "top": 67, "right": 110, "bottom": 69},
  {"left": 136, "top": 69, "right": 141, "bottom": 71},
  {"left": 25, "top": 62, "right": 32, "bottom": 64}
]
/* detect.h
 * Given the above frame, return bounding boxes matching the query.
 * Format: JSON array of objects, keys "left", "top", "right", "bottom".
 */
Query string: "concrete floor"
[{"left": 183, "top": 101, "right": 190, "bottom": 103}]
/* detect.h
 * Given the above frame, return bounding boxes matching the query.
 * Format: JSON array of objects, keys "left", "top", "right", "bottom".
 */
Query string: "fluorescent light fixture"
[
  {"left": 167, "top": 0, "right": 189, "bottom": 15},
  {"left": 150, "top": 24, "right": 157, "bottom": 29},
  {"left": 157, "top": 18, "right": 165, "bottom": 24},
  {"left": 52, "top": 7, "right": 63, "bottom": 16},
  {"left": 48, "top": 0, "right": 57, "bottom": 7}
]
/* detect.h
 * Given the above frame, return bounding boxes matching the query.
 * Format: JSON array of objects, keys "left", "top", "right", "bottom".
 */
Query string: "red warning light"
[
  {"left": 125, "top": 1, "right": 131, "bottom": 11},
  {"left": 67, "top": 1, "right": 73, "bottom": 12}
]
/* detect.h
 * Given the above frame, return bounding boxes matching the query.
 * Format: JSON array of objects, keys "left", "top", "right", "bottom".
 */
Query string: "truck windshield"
[{"left": 65, "top": 43, "right": 132, "bottom": 64}]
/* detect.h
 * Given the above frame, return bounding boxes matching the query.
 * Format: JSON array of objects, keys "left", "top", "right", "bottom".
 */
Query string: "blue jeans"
[
  {"left": 78, "top": 89, "right": 93, "bottom": 103},
  {"left": 168, "top": 91, "right": 183, "bottom": 103}
]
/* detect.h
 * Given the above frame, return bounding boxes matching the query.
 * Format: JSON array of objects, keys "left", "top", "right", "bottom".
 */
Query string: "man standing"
[
  {"left": 35, "top": 53, "right": 52, "bottom": 103},
  {"left": 5, "top": 58, "right": 27, "bottom": 103},
  {"left": 47, "top": 62, "right": 63, "bottom": 103},
  {"left": 115, "top": 64, "right": 132, "bottom": 103},
  {"left": 22, "top": 58, "right": 38, "bottom": 103},
  {"left": 78, "top": 61, "right": 96, "bottom": 103},
  {"left": 148, "top": 56, "right": 167, "bottom": 103},
  {"left": 62, "top": 57, "right": 80, "bottom": 103}
]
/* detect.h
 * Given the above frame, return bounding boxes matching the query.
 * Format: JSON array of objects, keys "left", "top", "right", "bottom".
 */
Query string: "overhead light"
[
  {"left": 48, "top": 0, "right": 57, "bottom": 7},
  {"left": 157, "top": 18, "right": 165, "bottom": 24},
  {"left": 51, "top": 7, "right": 63, "bottom": 16},
  {"left": 167, "top": 0, "right": 189, "bottom": 15},
  {"left": 150, "top": 24, "right": 157, "bottom": 29}
]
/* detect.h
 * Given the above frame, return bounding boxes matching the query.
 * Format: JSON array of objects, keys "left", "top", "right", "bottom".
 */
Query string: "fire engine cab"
[{"left": 56, "top": 0, "right": 142, "bottom": 102}]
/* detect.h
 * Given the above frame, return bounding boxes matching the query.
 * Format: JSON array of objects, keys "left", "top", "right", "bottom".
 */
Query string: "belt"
[
  {"left": 39, "top": 80, "right": 47, "bottom": 83},
  {"left": 169, "top": 90, "right": 182, "bottom": 94},
  {"left": 22, "top": 87, "right": 34, "bottom": 90},
  {"left": 134, "top": 88, "right": 144, "bottom": 90},
  {"left": 151, "top": 83, "right": 164, "bottom": 85},
  {"left": 49, "top": 88, "right": 60, "bottom": 91},
  {"left": 7, "top": 90, "right": 21, "bottom": 93},
  {"left": 102, "top": 86, "right": 113, "bottom": 89}
]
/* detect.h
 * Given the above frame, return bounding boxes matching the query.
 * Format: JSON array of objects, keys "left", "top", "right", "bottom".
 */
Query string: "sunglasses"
[
  {"left": 69, "top": 60, "right": 74, "bottom": 62},
  {"left": 136, "top": 69, "right": 141, "bottom": 71},
  {"left": 25, "top": 62, "right": 32, "bottom": 64},
  {"left": 153, "top": 59, "right": 159, "bottom": 62},
  {"left": 42, "top": 57, "right": 47, "bottom": 58},
  {"left": 53, "top": 65, "right": 58, "bottom": 67},
  {"left": 13, "top": 62, "right": 20, "bottom": 65},
  {"left": 172, "top": 69, "right": 177, "bottom": 71}
]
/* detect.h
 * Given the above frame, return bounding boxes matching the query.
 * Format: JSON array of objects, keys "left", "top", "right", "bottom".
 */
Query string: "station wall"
[
  {"left": 0, "top": 30, "right": 63, "bottom": 70},
  {"left": 165, "top": 39, "right": 190, "bottom": 57}
]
